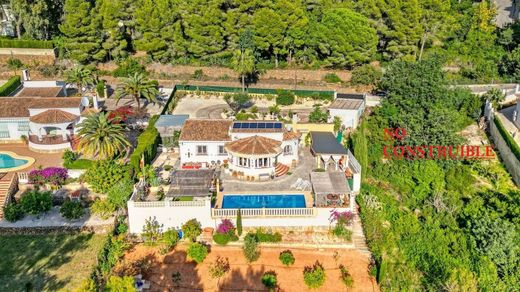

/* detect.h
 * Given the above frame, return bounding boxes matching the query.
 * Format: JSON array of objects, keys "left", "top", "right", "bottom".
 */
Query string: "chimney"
[
  {"left": 22, "top": 69, "right": 30, "bottom": 81},
  {"left": 93, "top": 94, "right": 99, "bottom": 110}
]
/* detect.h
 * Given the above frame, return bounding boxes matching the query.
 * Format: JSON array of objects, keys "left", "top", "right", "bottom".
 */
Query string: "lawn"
[{"left": 0, "top": 233, "right": 106, "bottom": 291}]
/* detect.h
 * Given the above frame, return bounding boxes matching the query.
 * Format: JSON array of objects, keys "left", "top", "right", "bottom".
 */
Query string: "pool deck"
[
  {"left": 215, "top": 191, "right": 314, "bottom": 208},
  {"left": 0, "top": 143, "right": 63, "bottom": 172}
]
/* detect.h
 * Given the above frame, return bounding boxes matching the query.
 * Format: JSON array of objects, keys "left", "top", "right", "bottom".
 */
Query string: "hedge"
[
  {"left": 130, "top": 115, "right": 161, "bottom": 174},
  {"left": 0, "top": 75, "right": 21, "bottom": 96},
  {"left": 493, "top": 117, "right": 520, "bottom": 161},
  {"left": 0, "top": 38, "right": 53, "bottom": 49}
]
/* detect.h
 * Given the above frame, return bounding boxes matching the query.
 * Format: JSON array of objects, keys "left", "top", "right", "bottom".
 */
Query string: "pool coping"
[{"left": 0, "top": 150, "right": 35, "bottom": 172}]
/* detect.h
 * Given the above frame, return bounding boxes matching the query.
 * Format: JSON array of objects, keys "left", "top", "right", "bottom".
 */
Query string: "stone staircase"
[
  {"left": 274, "top": 163, "right": 289, "bottom": 177},
  {"left": 0, "top": 173, "right": 16, "bottom": 220},
  {"left": 351, "top": 206, "right": 371, "bottom": 256}
]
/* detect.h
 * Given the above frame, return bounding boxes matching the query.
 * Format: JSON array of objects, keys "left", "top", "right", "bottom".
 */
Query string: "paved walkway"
[
  {"left": 0, "top": 206, "right": 113, "bottom": 228},
  {"left": 221, "top": 147, "right": 316, "bottom": 193},
  {"left": 494, "top": 0, "right": 518, "bottom": 27}
]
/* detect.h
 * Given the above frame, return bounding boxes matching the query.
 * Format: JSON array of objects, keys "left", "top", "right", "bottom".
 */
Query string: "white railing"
[
  {"left": 211, "top": 207, "right": 316, "bottom": 218},
  {"left": 17, "top": 172, "right": 28, "bottom": 184},
  {"left": 129, "top": 200, "right": 206, "bottom": 208}
]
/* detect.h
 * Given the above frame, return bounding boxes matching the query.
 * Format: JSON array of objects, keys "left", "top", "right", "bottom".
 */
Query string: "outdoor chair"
[{"left": 291, "top": 178, "right": 303, "bottom": 189}]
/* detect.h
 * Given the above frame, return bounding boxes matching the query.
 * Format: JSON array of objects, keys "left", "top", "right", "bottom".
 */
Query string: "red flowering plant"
[
  {"left": 108, "top": 106, "right": 134, "bottom": 124},
  {"left": 216, "top": 219, "right": 235, "bottom": 234}
]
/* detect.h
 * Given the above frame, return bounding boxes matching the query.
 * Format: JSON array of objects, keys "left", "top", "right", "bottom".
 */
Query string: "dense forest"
[
  {"left": 351, "top": 59, "right": 520, "bottom": 290},
  {"left": 4, "top": 0, "right": 520, "bottom": 83}
]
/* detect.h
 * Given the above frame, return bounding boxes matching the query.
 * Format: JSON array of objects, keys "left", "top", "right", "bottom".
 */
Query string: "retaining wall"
[{"left": 489, "top": 117, "right": 520, "bottom": 186}]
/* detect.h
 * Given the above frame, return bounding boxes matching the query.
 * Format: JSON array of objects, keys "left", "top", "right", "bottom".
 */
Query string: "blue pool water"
[
  {"left": 0, "top": 154, "right": 28, "bottom": 169},
  {"left": 222, "top": 194, "right": 306, "bottom": 208}
]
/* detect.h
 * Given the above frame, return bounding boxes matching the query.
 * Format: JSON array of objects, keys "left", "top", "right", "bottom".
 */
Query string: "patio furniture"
[{"left": 291, "top": 178, "right": 303, "bottom": 189}]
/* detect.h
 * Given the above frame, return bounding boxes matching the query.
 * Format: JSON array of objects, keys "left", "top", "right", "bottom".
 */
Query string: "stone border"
[
  {"left": 0, "top": 224, "right": 114, "bottom": 235},
  {"left": 0, "top": 150, "right": 35, "bottom": 172}
]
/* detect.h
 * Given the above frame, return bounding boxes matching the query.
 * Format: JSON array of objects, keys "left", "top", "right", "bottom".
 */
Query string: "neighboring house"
[
  {"left": 0, "top": 4, "right": 15, "bottom": 37},
  {"left": 179, "top": 119, "right": 301, "bottom": 180},
  {"left": 0, "top": 81, "right": 96, "bottom": 152},
  {"left": 328, "top": 93, "right": 366, "bottom": 129}
]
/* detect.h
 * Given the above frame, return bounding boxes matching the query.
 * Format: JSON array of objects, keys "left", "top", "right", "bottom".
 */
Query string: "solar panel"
[
  {"left": 266, "top": 123, "right": 274, "bottom": 128},
  {"left": 249, "top": 123, "right": 257, "bottom": 129},
  {"left": 274, "top": 123, "right": 282, "bottom": 129},
  {"left": 242, "top": 123, "right": 250, "bottom": 128},
  {"left": 233, "top": 123, "right": 241, "bottom": 129},
  {"left": 258, "top": 123, "right": 266, "bottom": 129}
]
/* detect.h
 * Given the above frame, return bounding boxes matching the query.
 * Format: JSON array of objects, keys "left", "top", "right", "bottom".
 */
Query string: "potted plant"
[{"left": 20, "top": 134, "right": 28, "bottom": 145}]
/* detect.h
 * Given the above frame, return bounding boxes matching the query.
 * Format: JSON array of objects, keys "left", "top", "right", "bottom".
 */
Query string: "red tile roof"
[
  {"left": 225, "top": 135, "right": 281, "bottom": 156},
  {"left": 179, "top": 119, "right": 232, "bottom": 141},
  {"left": 29, "top": 109, "right": 78, "bottom": 124},
  {"left": 0, "top": 97, "right": 82, "bottom": 118}
]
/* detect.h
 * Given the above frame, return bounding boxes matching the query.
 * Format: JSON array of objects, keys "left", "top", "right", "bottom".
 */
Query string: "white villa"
[
  {"left": 0, "top": 81, "right": 98, "bottom": 152},
  {"left": 179, "top": 119, "right": 300, "bottom": 180}
]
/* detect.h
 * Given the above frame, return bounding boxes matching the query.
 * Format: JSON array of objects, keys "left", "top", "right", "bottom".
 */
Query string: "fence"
[
  {"left": 174, "top": 84, "right": 335, "bottom": 99},
  {"left": 129, "top": 199, "right": 206, "bottom": 208},
  {"left": 211, "top": 207, "right": 316, "bottom": 218}
]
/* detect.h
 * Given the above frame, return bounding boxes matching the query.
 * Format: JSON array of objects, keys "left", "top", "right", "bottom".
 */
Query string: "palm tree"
[
  {"left": 115, "top": 73, "right": 160, "bottom": 109},
  {"left": 77, "top": 112, "right": 130, "bottom": 159},
  {"left": 483, "top": 88, "right": 506, "bottom": 109},
  {"left": 65, "top": 66, "right": 95, "bottom": 95},
  {"left": 231, "top": 49, "right": 255, "bottom": 92}
]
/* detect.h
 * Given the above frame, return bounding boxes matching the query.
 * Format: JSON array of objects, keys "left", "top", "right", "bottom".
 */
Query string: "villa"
[
  {"left": 179, "top": 119, "right": 300, "bottom": 180},
  {"left": 0, "top": 81, "right": 98, "bottom": 152}
]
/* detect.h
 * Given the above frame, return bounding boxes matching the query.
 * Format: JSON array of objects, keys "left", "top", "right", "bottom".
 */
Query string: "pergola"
[
  {"left": 309, "top": 131, "right": 347, "bottom": 170},
  {"left": 29, "top": 109, "right": 79, "bottom": 141},
  {"left": 310, "top": 171, "right": 352, "bottom": 208}
]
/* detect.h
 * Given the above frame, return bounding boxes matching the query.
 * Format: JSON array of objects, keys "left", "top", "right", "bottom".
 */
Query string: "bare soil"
[{"left": 123, "top": 244, "right": 379, "bottom": 292}]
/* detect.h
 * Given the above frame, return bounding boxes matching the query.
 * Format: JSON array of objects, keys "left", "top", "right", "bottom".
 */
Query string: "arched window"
[{"left": 284, "top": 145, "right": 292, "bottom": 155}]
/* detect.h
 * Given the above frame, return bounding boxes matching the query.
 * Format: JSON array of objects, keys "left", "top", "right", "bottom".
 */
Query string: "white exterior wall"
[
  {"left": 329, "top": 108, "right": 360, "bottom": 128},
  {"left": 230, "top": 132, "right": 283, "bottom": 141},
  {"left": 226, "top": 163, "right": 276, "bottom": 178},
  {"left": 0, "top": 118, "right": 29, "bottom": 140},
  {"left": 278, "top": 139, "right": 299, "bottom": 165},
  {"left": 28, "top": 140, "right": 71, "bottom": 151},
  {"left": 22, "top": 81, "right": 65, "bottom": 88},
  {"left": 127, "top": 198, "right": 348, "bottom": 234},
  {"left": 179, "top": 140, "right": 228, "bottom": 165}
]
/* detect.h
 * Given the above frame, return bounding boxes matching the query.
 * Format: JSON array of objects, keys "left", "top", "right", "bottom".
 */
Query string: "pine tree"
[{"left": 59, "top": 0, "right": 104, "bottom": 63}]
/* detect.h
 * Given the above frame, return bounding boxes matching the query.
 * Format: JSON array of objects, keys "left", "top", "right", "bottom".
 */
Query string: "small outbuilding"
[
  {"left": 310, "top": 171, "right": 353, "bottom": 209},
  {"left": 328, "top": 93, "right": 365, "bottom": 129}
]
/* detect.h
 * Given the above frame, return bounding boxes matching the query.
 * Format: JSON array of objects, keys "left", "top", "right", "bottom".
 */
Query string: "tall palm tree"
[
  {"left": 77, "top": 112, "right": 130, "bottom": 159},
  {"left": 231, "top": 49, "right": 255, "bottom": 92},
  {"left": 65, "top": 66, "right": 95, "bottom": 95},
  {"left": 115, "top": 73, "right": 159, "bottom": 109}
]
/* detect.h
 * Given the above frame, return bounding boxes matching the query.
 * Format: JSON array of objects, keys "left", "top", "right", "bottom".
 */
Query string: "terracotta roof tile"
[
  {"left": 0, "top": 97, "right": 82, "bottom": 118},
  {"left": 81, "top": 108, "right": 100, "bottom": 117},
  {"left": 225, "top": 135, "right": 281, "bottom": 156},
  {"left": 17, "top": 87, "right": 64, "bottom": 97},
  {"left": 283, "top": 131, "right": 301, "bottom": 141},
  {"left": 30, "top": 109, "right": 78, "bottom": 124},
  {"left": 179, "top": 119, "right": 232, "bottom": 141}
]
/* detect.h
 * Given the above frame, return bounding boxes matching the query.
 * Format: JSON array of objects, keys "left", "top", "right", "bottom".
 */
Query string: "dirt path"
[{"left": 124, "top": 244, "right": 378, "bottom": 292}]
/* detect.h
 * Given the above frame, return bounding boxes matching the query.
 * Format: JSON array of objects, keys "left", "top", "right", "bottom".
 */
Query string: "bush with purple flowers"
[
  {"left": 329, "top": 210, "right": 353, "bottom": 241},
  {"left": 28, "top": 167, "right": 68, "bottom": 186},
  {"left": 213, "top": 219, "right": 238, "bottom": 245}
]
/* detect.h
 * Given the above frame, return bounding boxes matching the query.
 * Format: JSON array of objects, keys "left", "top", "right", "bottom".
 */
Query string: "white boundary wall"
[{"left": 127, "top": 199, "right": 347, "bottom": 234}]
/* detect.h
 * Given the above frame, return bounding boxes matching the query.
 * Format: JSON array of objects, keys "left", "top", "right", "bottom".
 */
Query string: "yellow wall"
[{"left": 290, "top": 122, "right": 335, "bottom": 145}]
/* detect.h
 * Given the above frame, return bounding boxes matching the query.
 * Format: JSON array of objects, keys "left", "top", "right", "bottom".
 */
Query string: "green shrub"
[
  {"left": 332, "top": 224, "right": 352, "bottom": 241},
  {"left": 142, "top": 216, "right": 162, "bottom": 246},
  {"left": 279, "top": 250, "right": 295, "bottom": 266},
  {"left": 261, "top": 271, "right": 277, "bottom": 291},
  {"left": 187, "top": 242, "right": 208, "bottom": 264},
  {"left": 162, "top": 228, "right": 179, "bottom": 250},
  {"left": 0, "top": 38, "right": 53, "bottom": 49},
  {"left": 213, "top": 232, "right": 236, "bottom": 245},
  {"left": 276, "top": 90, "right": 296, "bottom": 105},
  {"left": 350, "top": 64, "right": 382, "bottom": 86},
  {"left": 107, "top": 179, "right": 134, "bottom": 209},
  {"left": 323, "top": 73, "right": 342, "bottom": 83},
  {"left": 3, "top": 203, "right": 24, "bottom": 222},
  {"left": 65, "top": 159, "right": 93, "bottom": 170},
  {"left": 105, "top": 276, "right": 135, "bottom": 291},
  {"left": 20, "top": 190, "right": 52, "bottom": 215},
  {"left": 60, "top": 199, "right": 84, "bottom": 220},
  {"left": 255, "top": 229, "right": 282, "bottom": 242},
  {"left": 83, "top": 160, "right": 131, "bottom": 193},
  {"left": 494, "top": 117, "right": 520, "bottom": 161},
  {"left": 117, "top": 222, "right": 128, "bottom": 235},
  {"left": 236, "top": 209, "right": 243, "bottom": 236},
  {"left": 182, "top": 219, "right": 202, "bottom": 242},
  {"left": 96, "top": 80, "right": 106, "bottom": 97},
  {"left": 62, "top": 150, "right": 78, "bottom": 165},
  {"left": 0, "top": 75, "right": 21, "bottom": 96},
  {"left": 243, "top": 234, "right": 260, "bottom": 262},
  {"left": 163, "top": 165, "right": 173, "bottom": 171},
  {"left": 303, "top": 261, "right": 326, "bottom": 289},
  {"left": 90, "top": 199, "right": 115, "bottom": 220},
  {"left": 112, "top": 58, "right": 146, "bottom": 77},
  {"left": 339, "top": 265, "right": 354, "bottom": 288},
  {"left": 7, "top": 58, "right": 24, "bottom": 69},
  {"left": 192, "top": 69, "right": 205, "bottom": 80}
]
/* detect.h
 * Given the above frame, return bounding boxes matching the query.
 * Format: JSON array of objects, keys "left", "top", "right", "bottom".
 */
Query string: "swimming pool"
[
  {"left": 0, "top": 153, "right": 30, "bottom": 170},
  {"left": 222, "top": 194, "right": 306, "bottom": 209}
]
